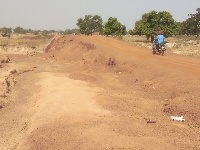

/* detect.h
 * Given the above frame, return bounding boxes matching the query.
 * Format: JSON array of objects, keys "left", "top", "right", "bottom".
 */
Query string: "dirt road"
[{"left": 0, "top": 35, "right": 200, "bottom": 149}]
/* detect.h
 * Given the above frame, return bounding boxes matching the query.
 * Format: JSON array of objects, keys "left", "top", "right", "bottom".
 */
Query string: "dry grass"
[
  {"left": 120, "top": 35, "right": 200, "bottom": 57},
  {"left": 0, "top": 34, "right": 53, "bottom": 48}
]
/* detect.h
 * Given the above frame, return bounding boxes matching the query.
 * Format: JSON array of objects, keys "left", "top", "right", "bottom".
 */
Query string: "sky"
[{"left": 0, "top": 0, "right": 199, "bottom": 31}]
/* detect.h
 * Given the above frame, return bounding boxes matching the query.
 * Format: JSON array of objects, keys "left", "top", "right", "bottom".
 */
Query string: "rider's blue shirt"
[{"left": 157, "top": 34, "right": 164, "bottom": 44}]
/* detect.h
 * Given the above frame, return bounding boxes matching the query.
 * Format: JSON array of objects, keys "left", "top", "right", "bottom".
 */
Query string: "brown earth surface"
[{"left": 0, "top": 35, "right": 200, "bottom": 150}]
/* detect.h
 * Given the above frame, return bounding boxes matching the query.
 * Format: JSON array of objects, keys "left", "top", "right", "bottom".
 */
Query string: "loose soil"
[{"left": 0, "top": 35, "right": 200, "bottom": 150}]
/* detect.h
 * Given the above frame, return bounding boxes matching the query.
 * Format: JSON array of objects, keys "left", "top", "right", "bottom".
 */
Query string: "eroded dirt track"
[{"left": 0, "top": 35, "right": 200, "bottom": 150}]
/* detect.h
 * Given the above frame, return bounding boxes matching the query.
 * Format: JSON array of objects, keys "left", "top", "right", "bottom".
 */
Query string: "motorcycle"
[{"left": 152, "top": 39, "right": 166, "bottom": 55}]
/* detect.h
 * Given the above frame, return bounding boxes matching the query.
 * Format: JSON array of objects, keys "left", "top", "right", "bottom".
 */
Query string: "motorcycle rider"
[{"left": 157, "top": 31, "right": 164, "bottom": 49}]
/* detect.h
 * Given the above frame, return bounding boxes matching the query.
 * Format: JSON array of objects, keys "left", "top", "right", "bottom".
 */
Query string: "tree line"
[
  {"left": 0, "top": 8, "right": 199, "bottom": 39},
  {"left": 129, "top": 8, "right": 200, "bottom": 41}
]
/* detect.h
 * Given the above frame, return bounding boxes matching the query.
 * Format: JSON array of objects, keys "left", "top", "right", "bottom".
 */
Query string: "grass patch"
[{"left": 0, "top": 34, "right": 53, "bottom": 48}]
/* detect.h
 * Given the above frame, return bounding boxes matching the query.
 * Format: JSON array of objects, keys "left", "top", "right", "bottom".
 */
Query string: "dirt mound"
[{"left": 45, "top": 36, "right": 99, "bottom": 62}]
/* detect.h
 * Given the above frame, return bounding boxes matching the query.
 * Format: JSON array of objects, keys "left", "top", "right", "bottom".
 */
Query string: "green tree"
[
  {"left": 103, "top": 17, "right": 126, "bottom": 36},
  {"left": 0, "top": 27, "right": 12, "bottom": 34},
  {"left": 174, "top": 22, "right": 182, "bottom": 35},
  {"left": 128, "top": 30, "right": 132, "bottom": 35},
  {"left": 13, "top": 26, "right": 26, "bottom": 34},
  {"left": 181, "top": 8, "right": 200, "bottom": 36},
  {"left": 130, "top": 19, "right": 143, "bottom": 35},
  {"left": 23, "top": 29, "right": 33, "bottom": 34},
  {"left": 76, "top": 15, "right": 103, "bottom": 35},
  {"left": 133, "top": 11, "right": 178, "bottom": 41},
  {"left": 33, "top": 30, "right": 39, "bottom": 35}
]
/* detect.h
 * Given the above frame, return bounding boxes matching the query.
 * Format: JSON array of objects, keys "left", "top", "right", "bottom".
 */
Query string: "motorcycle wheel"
[
  {"left": 160, "top": 50, "right": 164, "bottom": 56},
  {"left": 152, "top": 50, "right": 156, "bottom": 54}
]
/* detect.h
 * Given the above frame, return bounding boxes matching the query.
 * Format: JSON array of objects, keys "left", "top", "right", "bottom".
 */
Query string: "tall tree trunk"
[
  {"left": 151, "top": 36, "right": 154, "bottom": 42},
  {"left": 146, "top": 35, "right": 150, "bottom": 40}
]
